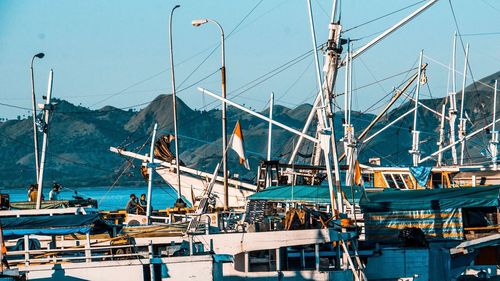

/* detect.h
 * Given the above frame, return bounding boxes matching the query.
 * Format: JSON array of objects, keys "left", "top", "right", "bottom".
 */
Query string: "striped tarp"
[{"left": 364, "top": 208, "right": 463, "bottom": 242}]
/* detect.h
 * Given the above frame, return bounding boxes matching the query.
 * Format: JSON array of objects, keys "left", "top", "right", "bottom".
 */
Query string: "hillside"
[{"left": 0, "top": 70, "right": 498, "bottom": 188}]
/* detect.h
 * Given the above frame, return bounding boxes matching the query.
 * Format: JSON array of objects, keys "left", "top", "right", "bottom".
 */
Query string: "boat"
[
  {"left": 5, "top": 0, "right": 499, "bottom": 280},
  {"left": 110, "top": 146, "right": 257, "bottom": 209}
]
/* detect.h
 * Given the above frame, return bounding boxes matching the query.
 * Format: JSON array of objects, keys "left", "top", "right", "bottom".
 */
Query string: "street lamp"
[
  {"left": 192, "top": 18, "right": 229, "bottom": 210},
  {"left": 30, "top": 52, "right": 44, "bottom": 183},
  {"left": 169, "top": 5, "right": 186, "bottom": 208}
]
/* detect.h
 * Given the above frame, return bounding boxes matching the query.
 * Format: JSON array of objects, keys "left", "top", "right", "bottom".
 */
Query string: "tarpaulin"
[
  {"left": 364, "top": 208, "right": 464, "bottom": 242},
  {"left": 0, "top": 214, "right": 103, "bottom": 239},
  {"left": 409, "top": 166, "right": 432, "bottom": 187},
  {"left": 248, "top": 185, "right": 363, "bottom": 205},
  {"left": 360, "top": 185, "right": 500, "bottom": 212}
]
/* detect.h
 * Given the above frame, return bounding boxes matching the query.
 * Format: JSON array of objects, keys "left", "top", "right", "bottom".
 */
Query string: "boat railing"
[
  {"left": 5, "top": 243, "right": 144, "bottom": 266},
  {"left": 0, "top": 207, "right": 98, "bottom": 218}
]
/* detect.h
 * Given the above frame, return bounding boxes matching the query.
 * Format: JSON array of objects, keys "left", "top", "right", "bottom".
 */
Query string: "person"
[
  {"left": 28, "top": 184, "right": 42, "bottom": 202},
  {"left": 138, "top": 194, "right": 151, "bottom": 215},
  {"left": 49, "top": 183, "right": 61, "bottom": 200},
  {"left": 2, "top": 241, "right": 10, "bottom": 269},
  {"left": 27, "top": 185, "right": 35, "bottom": 202},
  {"left": 1, "top": 241, "right": 8, "bottom": 269},
  {"left": 125, "top": 194, "right": 138, "bottom": 214},
  {"left": 72, "top": 190, "right": 83, "bottom": 200},
  {"left": 138, "top": 194, "right": 147, "bottom": 208}
]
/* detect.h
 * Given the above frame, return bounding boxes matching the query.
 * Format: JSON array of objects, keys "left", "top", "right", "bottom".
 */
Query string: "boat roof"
[
  {"left": 360, "top": 185, "right": 500, "bottom": 212},
  {"left": 248, "top": 185, "right": 363, "bottom": 204},
  {"left": 360, "top": 163, "right": 490, "bottom": 173}
]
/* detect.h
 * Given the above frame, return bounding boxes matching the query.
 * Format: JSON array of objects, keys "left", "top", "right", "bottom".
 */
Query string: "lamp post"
[
  {"left": 30, "top": 52, "right": 44, "bottom": 183},
  {"left": 192, "top": 18, "right": 229, "bottom": 210},
  {"left": 169, "top": 5, "right": 186, "bottom": 208}
]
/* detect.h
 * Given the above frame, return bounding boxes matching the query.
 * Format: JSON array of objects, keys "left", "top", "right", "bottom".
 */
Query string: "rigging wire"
[
  {"left": 0, "top": 102, "right": 31, "bottom": 111},
  {"left": 276, "top": 60, "right": 314, "bottom": 103},
  {"left": 448, "top": 0, "right": 482, "bottom": 100},
  {"left": 177, "top": 0, "right": 264, "bottom": 89},
  {"left": 448, "top": 0, "right": 491, "bottom": 163},
  {"left": 479, "top": 0, "right": 500, "bottom": 15},
  {"left": 343, "top": 0, "right": 426, "bottom": 33},
  {"left": 461, "top": 31, "right": 500, "bottom": 37}
]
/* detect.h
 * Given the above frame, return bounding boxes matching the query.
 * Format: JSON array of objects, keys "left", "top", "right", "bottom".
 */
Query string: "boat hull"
[{"left": 22, "top": 255, "right": 219, "bottom": 281}]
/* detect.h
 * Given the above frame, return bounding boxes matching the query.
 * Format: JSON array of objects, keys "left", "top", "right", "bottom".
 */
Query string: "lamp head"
[
  {"left": 192, "top": 19, "right": 208, "bottom": 27},
  {"left": 174, "top": 4, "right": 180, "bottom": 9},
  {"left": 35, "top": 53, "right": 45, "bottom": 59}
]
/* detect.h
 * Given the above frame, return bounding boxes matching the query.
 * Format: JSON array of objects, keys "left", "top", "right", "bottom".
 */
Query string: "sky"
[{"left": 0, "top": 0, "right": 499, "bottom": 121}]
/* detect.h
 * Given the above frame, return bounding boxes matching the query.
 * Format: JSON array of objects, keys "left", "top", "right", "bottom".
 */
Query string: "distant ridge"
[{"left": 0, "top": 70, "right": 499, "bottom": 188}]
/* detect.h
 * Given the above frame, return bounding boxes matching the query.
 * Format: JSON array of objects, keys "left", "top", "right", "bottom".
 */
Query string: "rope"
[{"left": 344, "top": 0, "right": 426, "bottom": 33}]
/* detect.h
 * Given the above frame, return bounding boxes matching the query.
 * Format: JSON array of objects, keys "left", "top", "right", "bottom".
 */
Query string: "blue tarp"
[
  {"left": 0, "top": 214, "right": 102, "bottom": 238},
  {"left": 4, "top": 226, "right": 93, "bottom": 237},
  {"left": 409, "top": 166, "right": 432, "bottom": 187}
]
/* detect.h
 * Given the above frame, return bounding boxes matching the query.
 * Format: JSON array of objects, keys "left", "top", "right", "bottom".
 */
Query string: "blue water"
[{"left": 1, "top": 185, "right": 180, "bottom": 210}]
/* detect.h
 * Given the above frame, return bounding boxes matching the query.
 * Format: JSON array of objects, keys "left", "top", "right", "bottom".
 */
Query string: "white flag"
[{"left": 230, "top": 121, "right": 250, "bottom": 170}]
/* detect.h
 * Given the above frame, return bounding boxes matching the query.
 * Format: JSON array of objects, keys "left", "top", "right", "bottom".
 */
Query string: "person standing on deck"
[
  {"left": 49, "top": 183, "right": 61, "bottom": 200},
  {"left": 1, "top": 242, "right": 9, "bottom": 269}
]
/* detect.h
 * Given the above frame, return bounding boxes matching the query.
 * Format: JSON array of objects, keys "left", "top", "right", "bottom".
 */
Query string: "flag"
[
  {"left": 230, "top": 121, "right": 250, "bottom": 170},
  {"left": 354, "top": 160, "right": 363, "bottom": 186}
]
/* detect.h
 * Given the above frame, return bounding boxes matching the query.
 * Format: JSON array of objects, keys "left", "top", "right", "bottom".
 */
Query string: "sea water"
[{"left": 2, "top": 185, "right": 180, "bottom": 210}]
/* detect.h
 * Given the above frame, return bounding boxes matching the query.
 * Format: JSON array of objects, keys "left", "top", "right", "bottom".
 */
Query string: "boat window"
[
  {"left": 431, "top": 172, "right": 443, "bottom": 188},
  {"left": 383, "top": 174, "right": 397, "bottom": 188},
  {"left": 394, "top": 174, "right": 407, "bottom": 189}
]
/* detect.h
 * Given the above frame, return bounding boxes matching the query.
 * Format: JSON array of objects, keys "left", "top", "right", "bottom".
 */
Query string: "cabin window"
[{"left": 384, "top": 174, "right": 397, "bottom": 189}]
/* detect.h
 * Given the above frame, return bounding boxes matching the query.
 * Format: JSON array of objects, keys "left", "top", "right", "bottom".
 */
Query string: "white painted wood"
[
  {"left": 23, "top": 255, "right": 215, "bottom": 281},
  {"left": 110, "top": 147, "right": 257, "bottom": 208}
]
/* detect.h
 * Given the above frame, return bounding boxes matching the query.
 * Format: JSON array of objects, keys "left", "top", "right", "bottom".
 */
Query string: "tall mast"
[
  {"left": 410, "top": 51, "right": 423, "bottom": 167},
  {"left": 459, "top": 44, "right": 469, "bottom": 165},
  {"left": 343, "top": 42, "right": 357, "bottom": 186},
  {"left": 30, "top": 53, "right": 44, "bottom": 182},
  {"left": 490, "top": 80, "right": 499, "bottom": 170},
  {"left": 452, "top": 32, "right": 457, "bottom": 93},
  {"left": 306, "top": 0, "right": 341, "bottom": 214},
  {"left": 448, "top": 33, "right": 459, "bottom": 164},
  {"left": 348, "top": 42, "right": 353, "bottom": 125},
  {"left": 35, "top": 69, "right": 54, "bottom": 209},
  {"left": 437, "top": 103, "right": 447, "bottom": 166},
  {"left": 169, "top": 5, "right": 184, "bottom": 206},
  {"left": 344, "top": 40, "right": 350, "bottom": 127},
  {"left": 146, "top": 123, "right": 158, "bottom": 222},
  {"left": 267, "top": 92, "right": 274, "bottom": 161},
  {"left": 289, "top": 0, "right": 437, "bottom": 167}
]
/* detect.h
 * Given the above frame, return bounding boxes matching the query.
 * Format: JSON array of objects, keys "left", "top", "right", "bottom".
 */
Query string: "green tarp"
[
  {"left": 249, "top": 185, "right": 500, "bottom": 211},
  {"left": 248, "top": 185, "right": 363, "bottom": 204},
  {"left": 364, "top": 208, "right": 464, "bottom": 242},
  {"left": 360, "top": 185, "right": 500, "bottom": 212}
]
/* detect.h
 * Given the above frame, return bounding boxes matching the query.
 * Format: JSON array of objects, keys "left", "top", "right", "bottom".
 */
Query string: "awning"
[
  {"left": 248, "top": 185, "right": 363, "bottom": 204},
  {"left": 360, "top": 185, "right": 500, "bottom": 212}
]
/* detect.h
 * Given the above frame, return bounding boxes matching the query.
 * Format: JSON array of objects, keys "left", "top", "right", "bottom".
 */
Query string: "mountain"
[
  {"left": 360, "top": 70, "right": 500, "bottom": 166},
  {"left": 0, "top": 70, "right": 499, "bottom": 188}
]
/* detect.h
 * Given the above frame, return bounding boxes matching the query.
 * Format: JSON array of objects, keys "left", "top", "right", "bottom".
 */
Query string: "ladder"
[{"left": 256, "top": 160, "right": 280, "bottom": 189}]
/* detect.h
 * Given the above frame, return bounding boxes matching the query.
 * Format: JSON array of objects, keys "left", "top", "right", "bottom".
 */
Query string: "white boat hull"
[
  {"left": 23, "top": 255, "right": 220, "bottom": 281},
  {"left": 110, "top": 147, "right": 258, "bottom": 208}
]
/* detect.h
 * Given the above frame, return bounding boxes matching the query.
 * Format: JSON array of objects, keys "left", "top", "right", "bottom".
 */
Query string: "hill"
[{"left": 0, "top": 70, "right": 499, "bottom": 188}]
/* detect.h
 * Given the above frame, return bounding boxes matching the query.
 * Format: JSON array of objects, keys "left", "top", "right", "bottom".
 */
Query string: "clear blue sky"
[{"left": 0, "top": 0, "right": 499, "bottom": 120}]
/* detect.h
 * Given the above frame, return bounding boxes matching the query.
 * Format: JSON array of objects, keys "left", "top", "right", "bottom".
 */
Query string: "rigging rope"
[{"left": 344, "top": 0, "right": 426, "bottom": 33}]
